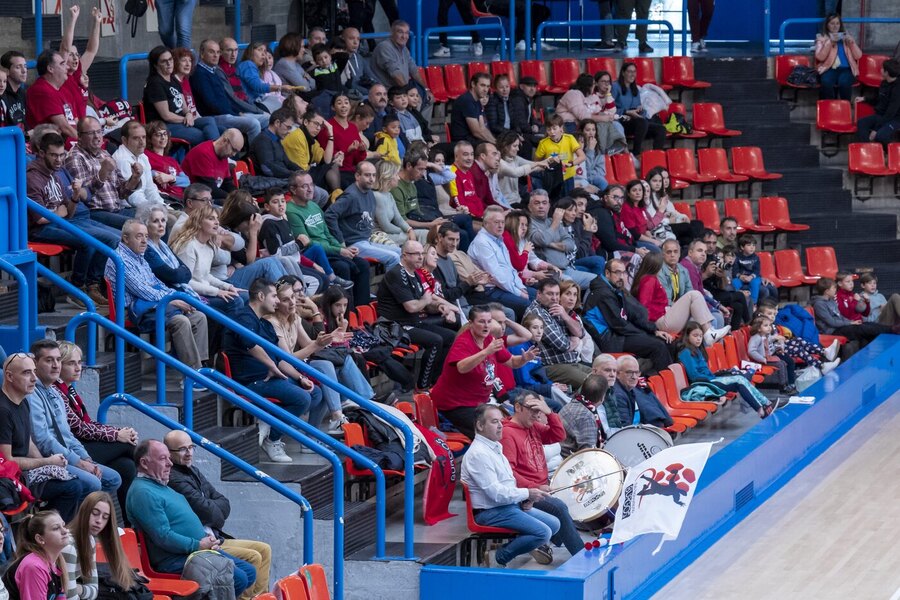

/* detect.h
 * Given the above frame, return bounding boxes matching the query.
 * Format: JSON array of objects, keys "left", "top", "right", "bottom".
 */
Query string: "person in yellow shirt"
[
  {"left": 373, "top": 114, "right": 404, "bottom": 165},
  {"left": 282, "top": 107, "right": 342, "bottom": 190},
  {"left": 534, "top": 114, "right": 586, "bottom": 198}
]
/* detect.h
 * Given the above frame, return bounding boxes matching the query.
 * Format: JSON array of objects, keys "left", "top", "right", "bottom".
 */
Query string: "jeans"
[
  {"left": 309, "top": 354, "right": 374, "bottom": 423},
  {"left": 732, "top": 275, "right": 761, "bottom": 303},
  {"left": 857, "top": 115, "right": 900, "bottom": 145},
  {"left": 90, "top": 208, "right": 135, "bottom": 230},
  {"left": 158, "top": 550, "right": 255, "bottom": 597},
  {"left": 474, "top": 504, "right": 559, "bottom": 566},
  {"left": 212, "top": 114, "right": 263, "bottom": 142},
  {"left": 300, "top": 243, "right": 334, "bottom": 276},
  {"left": 820, "top": 67, "right": 855, "bottom": 101},
  {"left": 168, "top": 118, "right": 220, "bottom": 147},
  {"left": 327, "top": 254, "right": 371, "bottom": 309},
  {"left": 66, "top": 462, "right": 122, "bottom": 498},
  {"left": 561, "top": 267, "right": 596, "bottom": 289},
  {"left": 351, "top": 240, "right": 401, "bottom": 268},
  {"left": 637, "top": 240, "right": 662, "bottom": 253},
  {"left": 41, "top": 478, "right": 83, "bottom": 523},
  {"left": 227, "top": 257, "right": 288, "bottom": 290},
  {"left": 574, "top": 255, "right": 606, "bottom": 277},
  {"left": 31, "top": 206, "right": 121, "bottom": 286},
  {"left": 484, "top": 286, "right": 536, "bottom": 321},
  {"left": 155, "top": 0, "right": 197, "bottom": 49},
  {"left": 533, "top": 496, "right": 584, "bottom": 555},
  {"left": 245, "top": 378, "right": 320, "bottom": 441}
]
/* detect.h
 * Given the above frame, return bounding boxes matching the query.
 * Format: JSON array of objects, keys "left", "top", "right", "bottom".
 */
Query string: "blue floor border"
[{"left": 420, "top": 335, "right": 900, "bottom": 600}]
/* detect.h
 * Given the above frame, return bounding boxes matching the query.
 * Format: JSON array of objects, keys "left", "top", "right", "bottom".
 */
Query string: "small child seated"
[
  {"left": 507, "top": 314, "right": 567, "bottom": 411},
  {"left": 835, "top": 271, "right": 868, "bottom": 321},
  {"left": 756, "top": 300, "right": 840, "bottom": 374},
  {"left": 310, "top": 43, "right": 343, "bottom": 94},
  {"left": 859, "top": 272, "right": 886, "bottom": 322},
  {"left": 373, "top": 114, "right": 404, "bottom": 165},
  {"left": 534, "top": 113, "right": 585, "bottom": 198},
  {"left": 811, "top": 277, "right": 891, "bottom": 351},
  {"left": 731, "top": 235, "right": 765, "bottom": 306},
  {"left": 388, "top": 85, "right": 422, "bottom": 145},
  {"left": 747, "top": 316, "right": 797, "bottom": 395}
]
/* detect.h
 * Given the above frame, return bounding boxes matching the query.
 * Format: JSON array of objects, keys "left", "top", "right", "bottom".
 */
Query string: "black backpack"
[
  {"left": 786, "top": 65, "right": 820, "bottom": 87},
  {"left": 124, "top": 0, "right": 148, "bottom": 38}
]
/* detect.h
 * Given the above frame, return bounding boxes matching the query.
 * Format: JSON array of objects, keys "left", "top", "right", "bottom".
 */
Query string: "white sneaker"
[
  {"left": 515, "top": 40, "right": 527, "bottom": 51},
  {"left": 261, "top": 438, "right": 293, "bottom": 463},
  {"left": 327, "top": 416, "right": 350, "bottom": 435},
  {"left": 821, "top": 358, "right": 841, "bottom": 375},
  {"left": 699, "top": 39, "right": 707, "bottom": 50},
  {"left": 824, "top": 340, "right": 839, "bottom": 362},
  {"left": 540, "top": 42, "right": 558, "bottom": 52},
  {"left": 257, "top": 421, "right": 271, "bottom": 447},
  {"left": 691, "top": 41, "right": 702, "bottom": 53},
  {"left": 432, "top": 45, "right": 451, "bottom": 58},
  {"left": 471, "top": 42, "right": 483, "bottom": 56},
  {"left": 703, "top": 325, "right": 731, "bottom": 347}
]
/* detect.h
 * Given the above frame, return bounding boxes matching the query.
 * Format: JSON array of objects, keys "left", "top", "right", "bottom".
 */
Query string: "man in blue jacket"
[
  {"left": 611, "top": 355, "right": 674, "bottom": 428},
  {"left": 191, "top": 39, "right": 269, "bottom": 142}
]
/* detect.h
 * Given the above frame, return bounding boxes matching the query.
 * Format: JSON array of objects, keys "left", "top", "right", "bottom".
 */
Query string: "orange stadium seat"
[
  {"left": 774, "top": 249, "right": 819, "bottom": 286},
  {"left": 757, "top": 251, "right": 788, "bottom": 288},
  {"left": 297, "top": 564, "right": 330, "bottom": 600},
  {"left": 731, "top": 147, "right": 783, "bottom": 180},
  {"left": 805, "top": 246, "right": 843, "bottom": 280},
  {"left": 277, "top": 574, "right": 310, "bottom": 600},
  {"left": 425, "top": 66, "right": 450, "bottom": 103},
  {"left": 518, "top": 60, "right": 550, "bottom": 92},
  {"left": 666, "top": 148, "right": 715, "bottom": 184},
  {"left": 672, "top": 201, "right": 693, "bottom": 220},
  {"left": 694, "top": 200, "right": 724, "bottom": 232},
  {"left": 611, "top": 153, "right": 638, "bottom": 183},
  {"left": 443, "top": 63, "right": 469, "bottom": 99},
  {"left": 586, "top": 57, "right": 617, "bottom": 78},
  {"left": 697, "top": 148, "right": 750, "bottom": 183}
]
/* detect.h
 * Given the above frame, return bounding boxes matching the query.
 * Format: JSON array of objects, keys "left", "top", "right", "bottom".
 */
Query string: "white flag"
[{"left": 609, "top": 442, "right": 714, "bottom": 553}]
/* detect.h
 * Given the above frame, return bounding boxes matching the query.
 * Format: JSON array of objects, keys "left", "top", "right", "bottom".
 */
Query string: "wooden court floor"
[{"left": 655, "top": 391, "right": 900, "bottom": 600}]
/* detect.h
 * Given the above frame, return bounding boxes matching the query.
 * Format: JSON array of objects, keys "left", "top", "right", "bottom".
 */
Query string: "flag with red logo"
[{"left": 610, "top": 442, "right": 714, "bottom": 553}]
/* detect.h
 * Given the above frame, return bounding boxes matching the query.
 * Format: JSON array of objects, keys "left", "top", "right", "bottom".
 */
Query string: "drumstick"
[{"left": 548, "top": 469, "right": 628, "bottom": 495}]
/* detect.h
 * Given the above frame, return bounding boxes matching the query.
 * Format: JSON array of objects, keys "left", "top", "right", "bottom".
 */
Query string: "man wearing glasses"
[
  {"left": 66, "top": 116, "right": 143, "bottom": 229},
  {"left": 181, "top": 128, "right": 243, "bottom": 201},
  {"left": 611, "top": 355, "right": 674, "bottom": 429},
  {"left": 164, "top": 430, "right": 271, "bottom": 599},
  {"left": 25, "top": 50, "right": 78, "bottom": 140},
  {"left": 589, "top": 184, "right": 650, "bottom": 259}
]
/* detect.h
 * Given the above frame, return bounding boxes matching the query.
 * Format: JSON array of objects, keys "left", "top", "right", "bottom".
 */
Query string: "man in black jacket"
[
  {"left": 587, "top": 185, "right": 650, "bottom": 260},
  {"left": 248, "top": 107, "right": 300, "bottom": 180},
  {"left": 507, "top": 76, "right": 543, "bottom": 156},
  {"left": 857, "top": 58, "right": 900, "bottom": 144},
  {"left": 611, "top": 355, "right": 674, "bottom": 428},
  {"left": 582, "top": 259, "right": 673, "bottom": 375},
  {"left": 164, "top": 430, "right": 271, "bottom": 599},
  {"left": 485, "top": 74, "right": 514, "bottom": 137}
]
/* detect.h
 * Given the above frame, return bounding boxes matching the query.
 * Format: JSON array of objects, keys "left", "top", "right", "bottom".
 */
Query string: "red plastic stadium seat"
[
  {"left": 757, "top": 251, "right": 787, "bottom": 288},
  {"left": 694, "top": 200, "right": 723, "bottom": 232},
  {"left": 757, "top": 196, "right": 810, "bottom": 232},
  {"left": 817, "top": 100, "right": 857, "bottom": 134},
  {"left": 490, "top": 60, "right": 517, "bottom": 87},
  {"left": 134, "top": 530, "right": 201, "bottom": 596},
  {"left": 731, "top": 147, "right": 782, "bottom": 180},
  {"left": 805, "top": 246, "right": 841, "bottom": 280},
  {"left": 697, "top": 148, "right": 749, "bottom": 183},
  {"left": 724, "top": 198, "right": 774, "bottom": 232},
  {"left": 297, "top": 564, "right": 330, "bottom": 600},
  {"left": 629, "top": 58, "right": 670, "bottom": 90},
  {"left": 848, "top": 143, "right": 894, "bottom": 176},
  {"left": 857, "top": 54, "right": 889, "bottom": 88},
  {"left": 586, "top": 57, "right": 617, "bottom": 78},
  {"left": 547, "top": 58, "right": 581, "bottom": 94},
  {"left": 775, "top": 55, "right": 816, "bottom": 88},
  {"left": 443, "top": 64, "right": 468, "bottom": 99},
  {"left": 463, "top": 483, "right": 517, "bottom": 535},
  {"left": 518, "top": 60, "right": 550, "bottom": 92},
  {"left": 604, "top": 155, "right": 621, "bottom": 185},
  {"left": 611, "top": 153, "right": 638, "bottom": 183},
  {"left": 672, "top": 201, "right": 693, "bottom": 220},
  {"left": 28, "top": 242, "right": 69, "bottom": 256},
  {"left": 856, "top": 99, "right": 875, "bottom": 123},
  {"left": 692, "top": 103, "right": 741, "bottom": 137},
  {"left": 468, "top": 61, "right": 490, "bottom": 77},
  {"left": 276, "top": 575, "right": 310, "bottom": 600},
  {"left": 666, "top": 148, "right": 715, "bottom": 183},
  {"left": 774, "top": 249, "right": 819, "bottom": 286},
  {"left": 425, "top": 66, "right": 450, "bottom": 103},
  {"left": 662, "top": 57, "right": 711, "bottom": 89},
  {"left": 640, "top": 149, "right": 667, "bottom": 179}
]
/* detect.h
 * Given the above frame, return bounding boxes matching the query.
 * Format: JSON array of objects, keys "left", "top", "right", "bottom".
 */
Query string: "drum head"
[
  {"left": 605, "top": 425, "right": 674, "bottom": 468},
  {"left": 550, "top": 449, "right": 623, "bottom": 523}
]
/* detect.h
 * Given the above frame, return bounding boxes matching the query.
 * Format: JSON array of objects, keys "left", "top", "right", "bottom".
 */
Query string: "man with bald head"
[
  {"left": 181, "top": 128, "right": 243, "bottom": 200},
  {"left": 376, "top": 239, "right": 460, "bottom": 389},
  {"left": 340, "top": 28, "right": 377, "bottom": 97},
  {"left": 165, "top": 430, "right": 272, "bottom": 599},
  {"left": 218, "top": 37, "right": 248, "bottom": 101},
  {"left": 611, "top": 355, "right": 674, "bottom": 428}
]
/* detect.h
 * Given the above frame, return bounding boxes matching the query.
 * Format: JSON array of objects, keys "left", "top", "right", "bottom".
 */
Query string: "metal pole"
[
  {"left": 763, "top": 0, "right": 771, "bottom": 57},
  {"left": 234, "top": 0, "right": 242, "bottom": 43},
  {"left": 0, "top": 259, "right": 29, "bottom": 351},
  {"left": 510, "top": 0, "right": 517, "bottom": 63},
  {"left": 682, "top": 1, "right": 688, "bottom": 55},
  {"left": 34, "top": 0, "right": 43, "bottom": 58}
]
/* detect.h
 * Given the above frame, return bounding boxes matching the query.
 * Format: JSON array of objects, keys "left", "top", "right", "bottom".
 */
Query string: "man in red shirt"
[
  {"left": 431, "top": 305, "right": 537, "bottom": 439},
  {"left": 470, "top": 142, "right": 498, "bottom": 212},
  {"left": 25, "top": 50, "right": 77, "bottom": 139},
  {"left": 58, "top": 5, "right": 103, "bottom": 123},
  {"left": 448, "top": 141, "right": 480, "bottom": 217},
  {"left": 501, "top": 391, "right": 584, "bottom": 564},
  {"left": 181, "top": 128, "right": 243, "bottom": 200}
]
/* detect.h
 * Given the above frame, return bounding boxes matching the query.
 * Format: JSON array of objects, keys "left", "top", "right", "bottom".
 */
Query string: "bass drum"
[
  {"left": 549, "top": 449, "right": 624, "bottom": 530},
  {"left": 604, "top": 425, "right": 674, "bottom": 468}
]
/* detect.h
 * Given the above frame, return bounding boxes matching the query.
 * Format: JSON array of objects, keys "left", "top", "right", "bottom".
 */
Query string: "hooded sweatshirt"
[
  {"left": 811, "top": 294, "right": 853, "bottom": 334},
  {"left": 324, "top": 183, "right": 377, "bottom": 246},
  {"left": 25, "top": 159, "right": 78, "bottom": 228},
  {"left": 499, "top": 412, "right": 566, "bottom": 489}
]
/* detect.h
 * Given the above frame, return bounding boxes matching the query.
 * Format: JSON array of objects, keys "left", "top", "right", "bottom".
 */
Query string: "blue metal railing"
[
  {"left": 69, "top": 314, "right": 317, "bottom": 564},
  {"left": 35, "top": 263, "right": 98, "bottom": 366},
  {"left": 421, "top": 24, "right": 507, "bottom": 67},
  {"left": 0, "top": 258, "right": 29, "bottom": 351},
  {"left": 535, "top": 19, "right": 675, "bottom": 60},
  {"left": 27, "top": 200, "right": 125, "bottom": 391},
  {"left": 1, "top": 127, "right": 28, "bottom": 251},
  {"left": 418, "top": 0, "right": 513, "bottom": 63},
  {"left": 777, "top": 17, "right": 900, "bottom": 55},
  {"left": 153, "top": 291, "right": 417, "bottom": 559},
  {"left": 33, "top": 0, "right": 42, "bottom": 61}
]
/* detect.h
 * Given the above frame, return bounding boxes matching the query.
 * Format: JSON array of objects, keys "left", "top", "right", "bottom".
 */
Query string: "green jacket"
[{"left": 286, "top": 200, "right": 344, "bottom": 254}]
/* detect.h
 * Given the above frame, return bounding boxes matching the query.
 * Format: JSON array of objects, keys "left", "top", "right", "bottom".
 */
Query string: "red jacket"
[
  {"left": 636, "top": 275, "right": 669, "bottom": 322},
  {"left": 500, "top": 412, "right": 565, "bottom": 489},
  {"left": 836, "top": 287, "right": 868, "bottom": 321}
]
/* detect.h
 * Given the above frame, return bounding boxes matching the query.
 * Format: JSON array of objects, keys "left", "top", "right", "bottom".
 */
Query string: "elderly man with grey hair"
[
  {"left": 527, "top": 191, "right": 597, "bottom": 289},
  {"left": 611, "top": 355, "right": 673, "bottom": 429}
]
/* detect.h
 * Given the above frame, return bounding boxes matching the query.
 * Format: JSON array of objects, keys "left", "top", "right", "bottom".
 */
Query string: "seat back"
[
  {"left": 468, "top": 61, "right": 490, "bottom": 77},
  {"left": 647, "top": 374, "right": 669, "bottom": 408},
  {"left": 694, "top": 200, "right": 722, "bottom": 231},
  {"left": 585, "top": 57, "right": 617, "bottom": 78},
  {"left": 118, "top": 529, "right": 144, "bottom": 576},
  {"left": 707, "top": 342, "right": 726, "bottom": 372},
  {"left": 604, "top": 154, "right": 620, "bottom": 185},
  {"left": 723, "top": 336, "right": 741, "bottom": 369},
  {"left": 657, "top": 369, "right": 685, "bottom": 409},
  {"left": 257, "top": 594, "right": 278, "bottom": 600},
  {"left": 731, "top": 146, "right": 767, "bottom": 177},
  {"left": 640, "top": 149, "right": 667, "bottom": 179},
  {"left": 277, "top": 574, "right": 311, "bottom": 600},
  {"left": 491, "top": 60, "right": 516, "bottom": 87},
  {"left": 757, "top": 251, "right": 779, "bottom": 286},
  {"left": 855, "top": 99, "right": 876, "bottom": 123},
  {"left": 519, "top": 60, "right": 550, "bottom": 91},
  {"left": 697, "top": 147, "right": 733, "bottom": 178},
  {"left": 611, "top": 153, "right": 638, "bottom": 183},
  {"left": 297, "top": 564, "right": 330, "bottom": 600},
  {"left": 848, "top": 142, "right": 888, "bottom": 173},
  {"left": 444, "top": 64, "right": 468, "bottom": 98},
  {"left": 668, "top": 363, "right": 689, "bottom": 391},
  {"left": 356, "top": 304, "right": 377, "bottom": 326},
  {"left": 775, "top": 55, "right": 810, "bottom": 86},
  {"left": 774, "top": 249, "right": 805, "bottom": 281},
  {"left": 672, "top": 201, "right": 693, "bottom": 220},
  {"left": 470, "top": 0, "right": 499, "bottom": 18},
  {"left": 758, "top": 196, "right": 790, "bottom": 227},
  {"left": 425, "top": 66, "right": 449, "bottom": 99},
  {"left": 134, "top": 530, "right": 179, "bottom": 580},
  {"left": 662, "top": 56, "right": 696, "bottom": 85},
  {"left": 889, "top": 143, "right": 900, "bottom": 172},
  {"left": 550, "top": 58, "right": 581, "bottom": 90},
  {"left": 692, "top": 102, "right": 726, "bottom": 132},
  {"left": 858, "top": 54, "right": 890, "bottom": 87},
  {"left": 805, "top": 246, "right": 839, "bottom": 279},
  {"left": 724, "top": 198, "right": 756, "bottom": 229},
  {"left": 629, "top": 58, "right": 658, "bottom": 86},
  {"left": 413, "top": 393, "right": 439, "bottom": 429},
  {"left": 666, "top": 148, "right": 701, "bottom": 179},
  {"left": 667, "top": 101, "right": 687, "bottom": 116},
  {"left": 816, "top": 99, "right": 853, "bottom": 130},
  {"left": 462, "top": 483, "right": 516, "bottom": 534}
]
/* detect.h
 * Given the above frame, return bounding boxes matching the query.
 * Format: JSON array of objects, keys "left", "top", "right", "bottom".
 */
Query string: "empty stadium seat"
[
  {"left": 645, "top": 375, "right": 694, "bottom": 433},
  {"left": 585, "top": 57, "right": 617, "bottom": 78},
  {"left": 662, "top": 57, "right": 711, "bottom": 100},
  {"left": 547, "top": 58, "right": 581, "bottom": 94},
  {"left": 277, "top": 574, "right": 310, "bottom": 600},
  {"left": 640, "top": 149, "right": 668, "bottom": 179},
  {"left": 425, "top": 66, "right": 450, "bottom": 103},
  {"left": 724, "top": 198, "right": 775, "bottom": 232},
  {"left": 805, "top": 246, "right": 843, "bottom": 280},
  {"left": 757, "top": 251, "right": 788, "bottom": 288},
  {"left": 757, "top": 196, "right": 810, "bottom": 232},
  {"left": 731, "top": 147, "right": 783, "bottom": 180},
  {"left": 692, "top": 103, "right": 742, "bottom": 137},
  {"left": 774, "top": 249, "right": 819, "bottom": 286},
  {"left": 848, "top": 142, "right": 895, "bottom": 195},
  {"left": 468, "top": 61, "right": 490, "bottom": 77},
  {"left": 817, "top": 99, "right": 857, "bottom": 156},
  {"left": 697, "top": 148, "right": 750, "bottom": 183},
  {"left": 666, "top": 148, "right": 715, "bottom": 184},
  {"left": 857, "top": 54, "right": 890, "bottom": 88},
  {"left": 297, "top": 564, "right": 330, "bottom": 600},
  {"left": 611, "top": 153, "right": 638, "bottom": 183},
  {"left": 694, "top": 200, "right": 724, "bottom": 232},
  {"left": 605, "top": 154, "right": 621, "bottom": 185},
  {"left": 491, "top": 60, "right": 517, "bottom": 87},
  {"left": 629, "top": 58, "right": 670, "bottom": 90},
  {"left": 443, "top": 64, "right": 469, "bottom": 99},
  {"left": 519, "top": 60, "right": 550, "bottom": 92}
]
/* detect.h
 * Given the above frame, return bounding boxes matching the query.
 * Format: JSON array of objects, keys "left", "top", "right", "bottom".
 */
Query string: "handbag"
[
  {"left": 124, "top": 0, "right": 148, "bottom": 38},
  {"left": 786, "top": 65, "right": 820, "bottom": 87},
  {"left": 312, "top": 345, "right": 350, "bottom": 367}
]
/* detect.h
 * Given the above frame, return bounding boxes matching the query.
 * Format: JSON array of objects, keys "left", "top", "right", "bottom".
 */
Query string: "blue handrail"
[
  {"left": 535, "top": 19, "right": 675, "bottom": 60},
  {"left": 153, "top": 291, "right": 418, "bottom": 559},
  {"left": 763, "top": 0, "right": 771, "bottom": 57},
  {"left": 681, "top": 1, "right": 688, "bottom": 56},
  {"left": 1, "top": 127, "right": 28, "bottom": 251},
  {"left": 777, "top": 17, "right": 900, "bottom": 55},
  {"left": 0, "top": 258, "right": 29, "bottom": 351},
  {"left": 34, "top": 0, "right": 42, "bottom": 63},
  {"left": 68, "top": 313, "right": 319, "bottom": 567},
  {"left": 27, "top": 199, "right": 126, "bottom": 393},
  {"left": 421, "top": 24, "right": 507, "bottom": 67},
  {"left": 234, "top": 0, "right": 242, "bottom": 43},
  {"left": 35, "top": 263, "right": 98, "bottom": 366},
  {"left": 97, "top": 392, "right": 315, "bottom": 564}
]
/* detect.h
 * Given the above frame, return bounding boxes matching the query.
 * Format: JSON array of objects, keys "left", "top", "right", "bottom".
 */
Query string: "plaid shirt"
[
  {"left": 524, "top": 300, "right": 580, "bottom": 365},
  {"left": 65, "top": 143, "right": 130, "bottom": 212}
]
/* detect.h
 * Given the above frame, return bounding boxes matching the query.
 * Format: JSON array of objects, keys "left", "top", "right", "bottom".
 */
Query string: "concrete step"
[
  {"left": 693, "top": 57, "right": 768, "bottom": 81},
  {"left": 776, "top": 189, "right": 854, "bottom": 215},
  {"left": 722, "top": 123, "right": 811, "bottom": 147},
  {"left": 786, "top": 212, "right": 898, "bottom": 244}
]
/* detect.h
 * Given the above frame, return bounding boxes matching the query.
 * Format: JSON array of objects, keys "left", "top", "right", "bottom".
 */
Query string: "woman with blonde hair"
[
  {"left": 371, "top": 160, "right": 426, "bottom": 245},
  {"left": 61, "top": 492, "right": 137, "bottom": 600}
]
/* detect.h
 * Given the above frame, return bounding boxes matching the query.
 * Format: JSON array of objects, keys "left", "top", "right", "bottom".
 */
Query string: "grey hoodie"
[
  {"left": 324, "top": 183, "right": 377, "bottom": 246},
  {"left": 811, "top": 294, "right": 852, "bottom": 334}
]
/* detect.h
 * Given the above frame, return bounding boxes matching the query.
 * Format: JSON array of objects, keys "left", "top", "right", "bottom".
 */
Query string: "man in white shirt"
[
  {"left": 112, "top": 121, "right": 164, "bottom": 209},
  {"left": 460, "top": 404, "right": 558, "bottom": 568}
]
